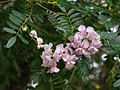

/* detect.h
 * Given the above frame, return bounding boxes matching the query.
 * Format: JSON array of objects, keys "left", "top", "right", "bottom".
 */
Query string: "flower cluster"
[
  {"left": 29, "top": 25, "right": 101, "bottom": 73},
  {"left": 41, "top": 43, "right": 78, "bottom": 73},
  {"left": 68, "top": 25, "right": 101, "bottom": 58}
]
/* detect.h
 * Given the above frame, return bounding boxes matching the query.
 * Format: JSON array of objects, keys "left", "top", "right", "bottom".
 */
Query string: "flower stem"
[
  {"left": 69, "top": 66, "right": 77, "bottom": 82},
  {"left": 50, "top": 78, "right": 54, "bottom": 90}
]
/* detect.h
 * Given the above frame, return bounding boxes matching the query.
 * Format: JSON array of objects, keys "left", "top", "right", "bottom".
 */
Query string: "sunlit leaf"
[
  {"left": 5, "top": 36, "right": 16, "bottom": 48},
  {"left": 3, "top": 27, "right": 16, "bottom": 34}
]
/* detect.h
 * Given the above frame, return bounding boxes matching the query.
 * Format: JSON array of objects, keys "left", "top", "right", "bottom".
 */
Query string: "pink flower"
[
  {"left": 53, "top": 44, "right": 65, "bottom": 62},
  {"left": 62, "top": 53, "right": 78, "bottom": 70},
  {"left": 43, "top": 43, "right": 53, "bottom": 55},
  {"left": 41, "top": 55, "right": 52, "bottom": 68},
  {"left": 41, "top": 43, "right": 60, "bottom": 73}
]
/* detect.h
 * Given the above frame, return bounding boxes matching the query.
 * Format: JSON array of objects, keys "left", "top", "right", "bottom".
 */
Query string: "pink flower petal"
[
  {"left": 81, "top": 39, "right": 90, "bottom": 48},
  {"left": 74, "top": 32, "right": 83, "bottom": 40},
  {"left": 82, "top": 49, "right": 90, "bottom": 56},
  {"left": 78, "top": 25, "right": 86, "bottom": 32},
  {"left": 75, "top": 48, "right": 83, "bottom": 55},
  {"left": 88, "top": 46, "right": 98, "bottom": 53},
  {"left": 53, "top": 44, "right": 65, "bottom": 62},
  {"left": 68, "top": 36, "right": 74, "bottom": 42},
  {"left": 91, "top": 39, "right": 101, "bottom": 47},
  {"left": 65, "top": 63, "right": 75, "bottom": 70},
  {"left": 48, "top": 67, "right": 60, "bottom": 73}
]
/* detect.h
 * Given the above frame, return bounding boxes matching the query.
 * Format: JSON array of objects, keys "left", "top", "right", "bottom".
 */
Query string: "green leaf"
[
  {"left": 71, "top": 17, "right": 81, "bottom": 23},
  {"left": 33, "top": 14, "right": 44, "bottom": 23},
  {"left": 98, "top": 31, "right": 117, "bottom": 39},
  {"left": 58, "top": 5, "right": 66, "bottom": 12},
  {"left": 68, "top": 9, "right": 76, "bottom": 16},
  {"left": 113, "top": 79, "right": 120, "bottom": 87},
  {"left": 5, "top": 36, "right": 17, "bottom": 48},
  {"left": 13, "top": 60, "right": 20, "bottom": 76},
  {"left": 61, "top": 23, "right": 69, "bottom": 26},
  {"left": 98, "top": 15, "right": 114, "bottom": 30},
  {"left": 18, "top": 34, "right": 29, "bottom": 44},
  {"left": 9, "top": 14, "right": 22, "bottom": 26},
  {"left": 0, "top": 41, "right": 2, "bottom": 53},
  {"left": 106, "top": 50, "right": 119, "bottom": 55},
  {"left": 3, "top": 27, "right": 16, "bottom": 34},
  {"left": 77, "top": 56, "right": 91, "bottom": 79},
  {"left": 12, "top": 10, "right": 26, "bottom": 20},
  {"left": 70, "top": 13, "right": 80, "bottom": 19},
  {"left": 58, "top": 19, "right": 68, "bottom": 24},
  {"left": 7, "top": 21, "right": 19, "bottom": 30},
  {"left": 109, "top": 39, "right": 120, "bottom": 50},
  {"left": 57, "top": 16, "right": 66, "bottom": 21},
  {"left": 98, "top": 15, "right": 110, "bottom": 22},
  {"left": 57, "top": 27, "right": 65, "bottom": 31}
]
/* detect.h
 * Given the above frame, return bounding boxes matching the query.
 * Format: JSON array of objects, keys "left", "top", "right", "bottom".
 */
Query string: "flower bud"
[
  {"left": 37, "top": 37, "right": 43, "bottom": 49},
  {"left": 29, "top": 30, "right": 37, "bottom": 38},
  {"left": 22, "top": 25, "right": 28, "bottom": 31}
]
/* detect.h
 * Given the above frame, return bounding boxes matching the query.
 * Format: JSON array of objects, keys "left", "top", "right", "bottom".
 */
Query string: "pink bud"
[
  {"left": 78, "top": 25, "right": 86, "bottom": 32},
  {"left": 29, "top": 30, "right": 37, "bottom": 38}
]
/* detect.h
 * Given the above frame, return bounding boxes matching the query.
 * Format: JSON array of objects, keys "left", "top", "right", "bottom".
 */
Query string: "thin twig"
[
  {"left": 101, "top": 60, "right": 120, "bottom": 88},
  {"left": 16, "top": 9, "right": 32, "bottom": 36},
  {"left": 36, "top": 3, "right": 65, "bottom": 15},
  {"left": 0, "top": 0, "right": 11, "bottom": 4},
  {"left": 50, "top": 78, "right": 54, "bottom": 90},
  {"left": 36, "top": 3, "right": 57, "bottom": 14},
  {"left": 69, "top": 66, "right": 77, "bottom": 82}
]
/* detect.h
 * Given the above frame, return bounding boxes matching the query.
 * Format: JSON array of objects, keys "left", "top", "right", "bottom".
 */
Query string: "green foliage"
[
  {"left": 47, "top": 7, "right": 82, "bottom": 37},
  {"left": 77, "top": 56, "right": 91, "bottom": 80},
  {"left": 4, "top": 9, "right": 31, "bottom": 48}
]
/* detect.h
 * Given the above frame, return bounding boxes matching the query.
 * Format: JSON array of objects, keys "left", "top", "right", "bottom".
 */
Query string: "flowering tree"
[{"left": 0, "top": 0, "right": 120, "bottom": 90}]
